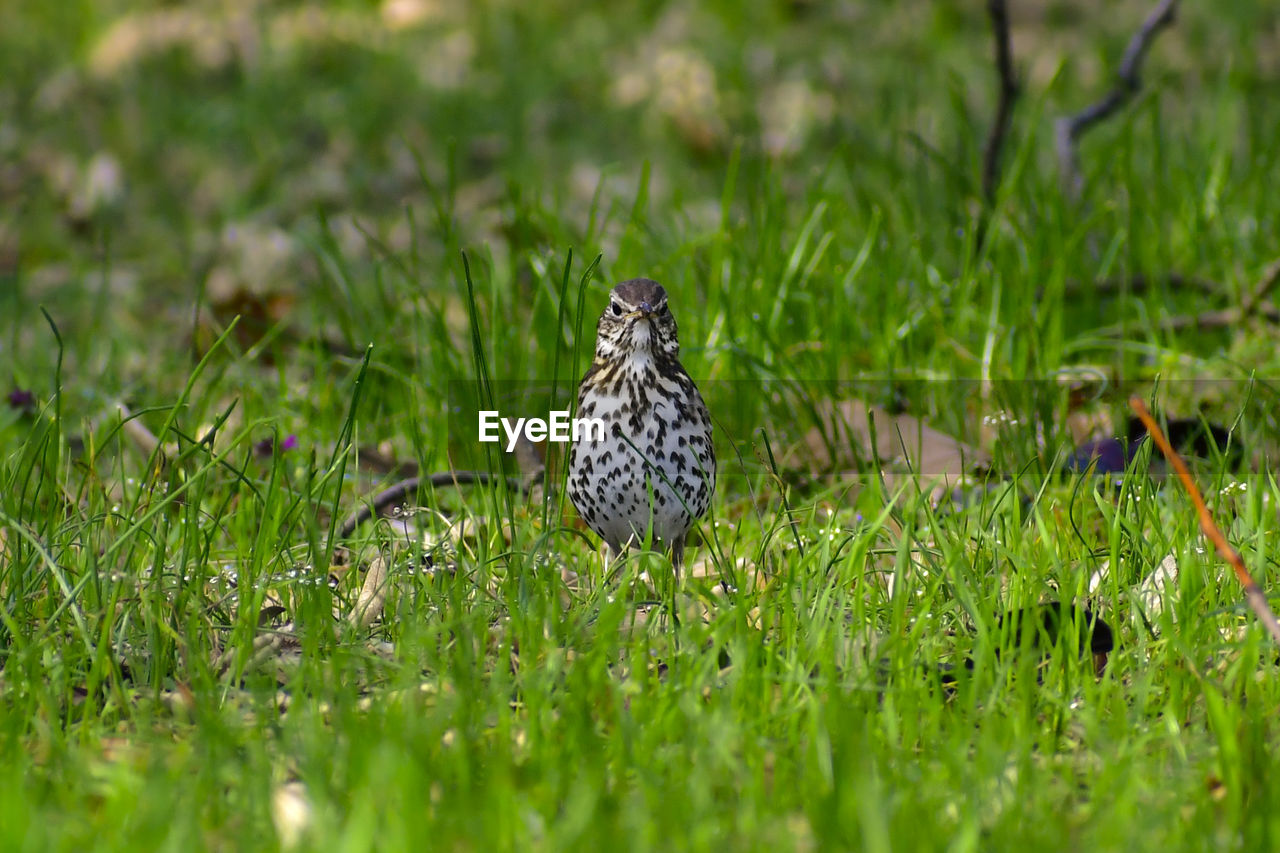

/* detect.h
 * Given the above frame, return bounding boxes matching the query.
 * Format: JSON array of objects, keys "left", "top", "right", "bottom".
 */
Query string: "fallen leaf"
[{"left": 793, "top": 398, "right": 990, "bottom": 497}]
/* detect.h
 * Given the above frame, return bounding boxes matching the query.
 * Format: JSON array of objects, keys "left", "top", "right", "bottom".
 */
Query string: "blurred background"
[{"left": 2, "top": 0, "right": 1278, "bottom": 464}]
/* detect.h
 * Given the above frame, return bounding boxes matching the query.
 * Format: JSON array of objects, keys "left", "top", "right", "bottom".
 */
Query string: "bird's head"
[{"left": 594, "top": 278, "right": 680, "bottom": 360}]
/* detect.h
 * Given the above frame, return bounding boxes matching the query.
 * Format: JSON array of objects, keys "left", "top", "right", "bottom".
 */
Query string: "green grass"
[{"left": 4, "top": 0, "right": 1280, "bottom": 849}]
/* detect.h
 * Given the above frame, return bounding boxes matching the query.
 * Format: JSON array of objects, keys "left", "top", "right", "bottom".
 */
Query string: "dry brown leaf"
[
  {"left": 348, "top": 554, "right": 391, "bottom": 629},
  {"left": 1136, "top": 551, "right": 1180, "bottom": 624},
  {"left": 793, "top": 398, "right": 990, "bottom": 496},
  {"left": 201, "top": 285, "right": 297, "bottom": 354}
]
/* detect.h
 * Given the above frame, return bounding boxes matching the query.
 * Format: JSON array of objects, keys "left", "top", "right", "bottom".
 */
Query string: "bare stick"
[
  {"left": 1129, "top": 397, "right": 1280, "bottom": 647},
  {"left": 1092, "top": 302, "right": 1280, "bottom": 337},
  {"left": 1240, "top": 256, "right": 1280, "bottom": 317},
  {"left": 982, "top": 0, "right": 1019, "bottom": 202},
  {"left": 1055, "top": 0, "right": 1178, "bottom": 197},
  {"left": 1091, "top": 259, "right": 1280, "bottom": 336},
  {"left": 337, "top": 472, "right": 530, "bottom": 539}
]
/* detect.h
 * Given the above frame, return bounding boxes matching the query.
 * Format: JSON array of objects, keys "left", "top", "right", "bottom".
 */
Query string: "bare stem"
[
  {"left": 982, "top": 0, "right": 1019, "bottom": 202},
  {"left": 1056, "top": 0, "right": 1178, "bottom": 197},
  {"left": 1129, "top": 397, "right": 1280, "bottom": 648}
]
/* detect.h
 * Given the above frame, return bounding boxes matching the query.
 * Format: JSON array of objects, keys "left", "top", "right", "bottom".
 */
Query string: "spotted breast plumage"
[{"left": 567, "top": 278, "right": 715, "bottom": 571}]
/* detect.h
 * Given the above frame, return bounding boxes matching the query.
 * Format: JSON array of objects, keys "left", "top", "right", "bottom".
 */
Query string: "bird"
[{"left": 568, "top": 278, "right": 716, "bottom": 573}]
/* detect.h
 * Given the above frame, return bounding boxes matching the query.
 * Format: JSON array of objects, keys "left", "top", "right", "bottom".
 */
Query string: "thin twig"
[
  {"left": 1055, "top": 0, "right": 1178, "bottom": 197},
  {"left": 1089, "top": 259, "right": 1280, "bottom": 336},
  {"left": 982, "top": 0, "right": 1019, "bottom": 202},
  {"left": 1129, "top": 397, "right": 1280, "bottom": 648},
  {"left": 1240, "top": 256, "right": 1280, "bottom": 317},
  {"left": 337, "top": 471, "right": 531, "bottom": 539}
]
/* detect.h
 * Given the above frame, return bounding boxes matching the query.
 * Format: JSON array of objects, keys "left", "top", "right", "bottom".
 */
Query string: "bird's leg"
[
  {"left": 600, "top": 540, "right": 625, "bottom": 585},
  {"left": 670, "top": 535, "right": 685, "bottom": 584},
  {"left": 668, "top": 534, "right": 686, "bottom": 631}
]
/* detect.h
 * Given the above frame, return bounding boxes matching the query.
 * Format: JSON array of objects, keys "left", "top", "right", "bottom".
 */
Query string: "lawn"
[{"left": 3, "top": 0, "right": 1280, "bottom": 849}]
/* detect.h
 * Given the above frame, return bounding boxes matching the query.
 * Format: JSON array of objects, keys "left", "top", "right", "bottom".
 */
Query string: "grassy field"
[{"left": 4, "top": 0, "right": 1280, "bottom": 849}]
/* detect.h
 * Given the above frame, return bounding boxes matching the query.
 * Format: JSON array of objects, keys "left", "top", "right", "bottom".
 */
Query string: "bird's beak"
[{"left": 627, "top": 302, "right": 656, "bottom": 320}]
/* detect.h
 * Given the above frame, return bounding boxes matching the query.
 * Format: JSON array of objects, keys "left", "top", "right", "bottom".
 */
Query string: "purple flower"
[
  {"left": 254, "top": 434, "right": 299, "bottom": 457},
  {"left": 7, "top": 388, "right": 36, "bottom": 413},
  {"left": 1068, "top": 437, "right": 1134, "bottom": 475}
]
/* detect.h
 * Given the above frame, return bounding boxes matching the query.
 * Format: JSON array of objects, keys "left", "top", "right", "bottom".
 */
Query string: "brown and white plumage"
[{"left": 568, "top": 279, "right": 715, "bottom": 569}]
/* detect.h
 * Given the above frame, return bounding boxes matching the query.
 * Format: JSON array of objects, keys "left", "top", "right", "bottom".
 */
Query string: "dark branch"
[
  {"left": 1240, "top": 256, "right": 1280, "bottom": 317},
  {"left": 1055, "top": 0, "right": 1178, "bottom": 197},
  {"left": 1093, "top": 300, "right": 1280, "bottom": 338},
  {"left": 338, "top": 471, "right": 531, "bottom": 539},
  {"left": 982, "top": 0, "right": 1019, "bottom": 202},
  {"left": 1088, "top": 257, "right": 1280, "bottom": 335}
]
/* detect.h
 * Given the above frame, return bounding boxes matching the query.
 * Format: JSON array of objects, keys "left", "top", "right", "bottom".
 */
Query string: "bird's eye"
[
  {"left": 658, "top": 304, "right": 669, "bottom": 316},
  {"left": 611, "top": 302, "right": 623, "bottom": 317}
]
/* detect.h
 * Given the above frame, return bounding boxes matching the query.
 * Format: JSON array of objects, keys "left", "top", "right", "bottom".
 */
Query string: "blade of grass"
[{"left": 322, "top": 345, "right": 374, "bottom": 565}]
